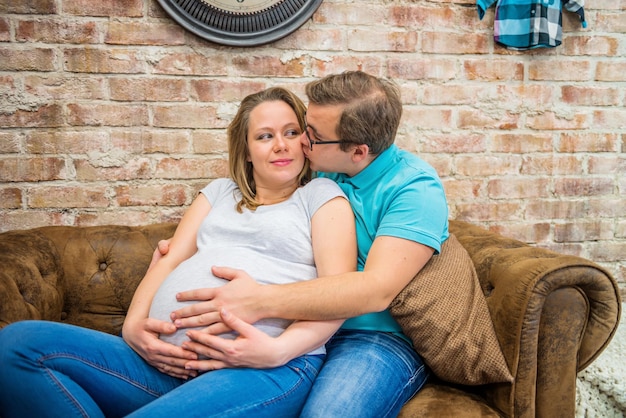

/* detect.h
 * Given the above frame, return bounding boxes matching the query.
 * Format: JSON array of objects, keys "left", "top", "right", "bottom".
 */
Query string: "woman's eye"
[
  {"left": 258, "top": 133, "right": 273, "bottom": 140},
  {"left": 285, "top": 129, "right": 300, "bottom": 138}
]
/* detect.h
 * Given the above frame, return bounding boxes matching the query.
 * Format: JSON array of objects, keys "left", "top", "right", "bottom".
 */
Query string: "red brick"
[
  {"left": 111, "top": 130, "right": 192, "bottom": 154},
  {"left": 526, "top": 111, "right": 588, "bottom": 130},
  {"left": 1, "top": 157, "right": 66, "bottom": 182},
  {"left": 16, "top": 19, "right": 98, "bottom": 43},
  {"left": 401, "top": 107, "right": 454, "bottom": 131},
  {"left": 593, "top": 109, "right": 626, "bottom": 129},
  {"left": 562, "top": 36, "right": 620, "bottom": 56},
  {"left": 191, "top": 80, "right": 267, "bottom": 102},
  {"left": 596, "top": 61, "right": 626, "bottom": 81},
  {"left": 313, "top": 56, "right": 383, "bottom": 77},
  {"left": 0, "top": 47, "right": 56, "bottom": 71},
  {"left": 110, "top": 78, "right": 188, "bottom": 102},
  {"left": 154, "top": 158, "right": 228, "bottom": 179},
  {"left": 588, "top": 155, "right": 626, "bottom": 175},
  {"left": 0, "top": 17, "right": 10, "bottom": 42},
  {"left": 593, "top": 12, "right": 626, "bottom": 33},
  {"left": 453, "top": 202, "right": 522, "bottom": 222},
  {"left": 521, "top": 155, "right": 583, "bottom": 175},
  {"left": 455, "top": 155, "right": 521, "bottom": 176},
  {"left": 106, "top": 22, "right": 185, "bottom": 46},
  {"left": 231, "top": 55, "right": 305, "bottom": 77},
  {"left": 64, "top": 0, "right": 143, "bottom": 17},
  {"left": 388, "top": 58, "right": 456, "bottom": 80},
  {"left": 587, "top": 242, "right": 626, "bottom": 263},
  {"left": 423, "top": 84, "right": 493, "bottom": 105},
  {"left": 28, "top": 185, "right": 110, "bottom": 208},
  {"left": 489, "top": 222, "right": 551, "bottom": 243},
  {"left": 491, "top": 133, "right": 553, "bottom": 153},
  {"left": 64, "top": 48, "right": 144, "bottom": 74},
  {"left": 558, "top": 132, "right": 619, "bottom": 152},
  {"left": 75, "top": 158, "right": 153, "bottom": 182},
  {"left": 561, "top": 85, "right": 621, "bottom": 106},
  {"left": 24, "top": 75, "right": 106, "bottom": 100},
  {"left": 67, "top": 103, "right": 148, "bottom": 127},
  {"left": 525, "top": 200, "right": 587, "bottom": 220},
  {"left": 316, "top": 3, "right": 386, "bottom": 25},
  {"left": 115, "top": 184, "right": 189, "bottom": 207},
  {"left": 0, "top": 210, "right": 65, "bottom": 233},
  {"left": 458, "top": 109, "right": 519, "bottom": 130},
  {"left": 0, "top": 0, "right": 57, "bottom": 14},
  {"left": 152, "top": 53, "right": 229, "bottom": 76},
  {"left": 277, "top": 29, "right": 343, "bottom": 51},
  {"left": 0, "top": 104, "right": 64, "bottom": 127},
  {"left": 417, "top": 132, "right": 486, "bottom": 153},
  {"left": 463, "top": 59, "right": 524, "bottom": 81},
  {"left": 0, "top": 188, "right": 22, "bottom": 208},
  {"left": 192, "top": 130, "right": 228, "bottom": 154},
  {"left": 25, "top": 130, "right": 109, "bottom": 154},
  {"left": 554, "top": 221, "right": 615, "bottom": 242},
  {"left": 422, "top": 32, "right": 489, "bottom": 54},
  {"left": 529, "top": 61, "right": 591, "bottom": 81},
  {"left": 348, "top": 29, "right": 417, "bottom": 52},
  {"left": 487, "top": 178, "right": 551, "bottom": 199},
  {"left": 153, "top": 104, "right": 225, "bottom": 129},
  {"left": 554, "top": 177, "right": 615, "bottom": 197},
  {"left": 0, "top": 131, "right": 20, "bottom": 153},
  {"left": 588, "top": 198, "right": 626, "bottom": 218},
  {"left": 442, "top": 179, "right": 484, "bottom": 200}
]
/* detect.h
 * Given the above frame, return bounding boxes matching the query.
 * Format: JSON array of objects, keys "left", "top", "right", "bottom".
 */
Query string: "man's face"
[{"left": 301, "top": 103, "right": 352, "bottom": 173}]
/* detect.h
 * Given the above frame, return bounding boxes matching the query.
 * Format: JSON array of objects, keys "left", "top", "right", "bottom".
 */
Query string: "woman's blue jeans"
[
  {"left": 0, "top": 320, "right": 323, "bottom": 418},
  {"left": 300, "top": 329, "right": 430, "bottom": 418}
]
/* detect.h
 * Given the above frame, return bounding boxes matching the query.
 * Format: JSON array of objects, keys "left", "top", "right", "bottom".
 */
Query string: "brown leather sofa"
[{"left": 0, "top": 221, "right": 621, "bottom": 417}]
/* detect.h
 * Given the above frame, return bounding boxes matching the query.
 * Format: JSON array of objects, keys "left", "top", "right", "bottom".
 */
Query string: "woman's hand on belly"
[
  {"left": 182, "top": 309, "right": 289, "bottom": 372},
  {"left": 123, "top": 316, "right": 201, "bottom": 379}
]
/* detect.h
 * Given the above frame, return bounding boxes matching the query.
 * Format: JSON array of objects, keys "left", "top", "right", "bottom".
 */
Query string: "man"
[{"left": 144, "top": 71, "right": 449, "bottom": 416}]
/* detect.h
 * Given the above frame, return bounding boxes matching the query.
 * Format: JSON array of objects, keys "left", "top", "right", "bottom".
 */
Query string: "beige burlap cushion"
[{"left": 389, "top": 233, "right": 513, "bottom": 385}]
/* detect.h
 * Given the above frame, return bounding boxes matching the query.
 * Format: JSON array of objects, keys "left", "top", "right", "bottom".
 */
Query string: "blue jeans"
[
  {"left": 300, "top": 329, "right": 429, "bottom": 418},
  {"left": 0, "top": 321, "right": 323, "bottom": 418}
]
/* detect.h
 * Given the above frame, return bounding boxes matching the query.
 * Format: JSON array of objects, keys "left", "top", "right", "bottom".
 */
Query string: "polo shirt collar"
[{"left": 342, "top": 144, "right": 398, "bottom": 189}]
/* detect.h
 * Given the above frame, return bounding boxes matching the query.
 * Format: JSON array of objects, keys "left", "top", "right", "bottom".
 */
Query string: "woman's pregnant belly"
[{"left": 148, "top": 249, "right": 291, "bottom": 349}]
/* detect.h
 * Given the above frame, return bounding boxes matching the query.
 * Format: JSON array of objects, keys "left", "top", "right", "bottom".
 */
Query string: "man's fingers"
[
  {"left": 175, "top": 288, "right": 218, "bottom": 303},
  {"left": 210, "top": 266, "right": 239, "bottom": 281},
  {"left": 172, "top": 310, "right": 222, "bottom": 328},
  {"left": 219, "top": 309, "right": 255, "bottom": 336}
]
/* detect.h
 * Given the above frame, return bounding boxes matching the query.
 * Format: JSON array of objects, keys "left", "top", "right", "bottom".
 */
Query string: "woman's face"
[{"left": 246, "top": 100, "right": 305, "bottom": 191}]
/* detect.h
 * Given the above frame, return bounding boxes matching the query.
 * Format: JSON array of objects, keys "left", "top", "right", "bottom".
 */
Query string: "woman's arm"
[
  {"left": 121, "top": 194, "right": 212, "bottom": 378},
  {"left": 182, "top": 195, "right": 357, "bottom": 370}
]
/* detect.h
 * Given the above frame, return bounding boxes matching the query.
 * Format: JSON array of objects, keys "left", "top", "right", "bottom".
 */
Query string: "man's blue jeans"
[
  {"left": 0, "top": 320, "right": 323, "bottom": 418},
  {"left": 300, "top": 329, "right": 430, "bottom": 418}
]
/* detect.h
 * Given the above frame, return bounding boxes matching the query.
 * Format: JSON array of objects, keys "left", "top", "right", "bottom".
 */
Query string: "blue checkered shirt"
[{"left": 477, "top": 0, "right": 587, "bottom": 50}]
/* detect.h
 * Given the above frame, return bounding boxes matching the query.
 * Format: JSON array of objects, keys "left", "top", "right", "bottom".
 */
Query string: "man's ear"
[{"left": 350, "top": 143, "right": 371, "bottom": 163}]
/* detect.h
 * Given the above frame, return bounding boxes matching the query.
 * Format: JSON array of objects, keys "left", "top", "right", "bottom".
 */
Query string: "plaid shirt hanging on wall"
[{"left": 477, "top": 0, "right": 587, "bottom": 50}]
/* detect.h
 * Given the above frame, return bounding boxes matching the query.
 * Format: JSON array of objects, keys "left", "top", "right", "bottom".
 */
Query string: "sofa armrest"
[{"left": 449, "top": 220, "right": 622, "bottom": 418}]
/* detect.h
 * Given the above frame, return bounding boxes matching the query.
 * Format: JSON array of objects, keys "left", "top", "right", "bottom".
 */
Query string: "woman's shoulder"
[
  {"left": 200, "top": 178, "right": 237, "bottom": 199},
  {"left": 306, "top": 177, "right": 343, "bottom": 192},
  {"left": 297, "top": 178, "right": 347, "bottom": 210}
]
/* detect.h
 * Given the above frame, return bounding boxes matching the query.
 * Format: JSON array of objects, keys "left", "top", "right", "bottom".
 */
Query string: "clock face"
[
  {"left": 157, "top": 0, "right": 323, "bottom": 47},
  {"left": 200, "top": 0, "right": 281, "bottom": 13}
]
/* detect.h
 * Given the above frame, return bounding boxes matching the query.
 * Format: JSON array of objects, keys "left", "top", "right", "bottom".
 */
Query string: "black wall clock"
[{"left": 156, "top": 0, "right": 323, "bottom": 47}]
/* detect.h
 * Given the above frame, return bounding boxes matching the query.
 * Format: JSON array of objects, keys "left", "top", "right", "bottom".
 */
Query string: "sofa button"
[
  {"left": 60, "top": 312, "right": 68, "bottom": 320},
  {"left": 99, "top": 262, "right": 107, "bottom": 271}
]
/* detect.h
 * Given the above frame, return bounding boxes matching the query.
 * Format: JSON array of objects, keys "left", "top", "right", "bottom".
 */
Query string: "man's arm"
[{"left": 172, "top": 235, "right": 434, "bottom": 327}]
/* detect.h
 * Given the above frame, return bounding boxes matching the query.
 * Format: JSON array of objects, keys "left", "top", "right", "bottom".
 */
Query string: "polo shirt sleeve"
[{"left": 376, "top": 172, "right": 449, "bottom": 254}]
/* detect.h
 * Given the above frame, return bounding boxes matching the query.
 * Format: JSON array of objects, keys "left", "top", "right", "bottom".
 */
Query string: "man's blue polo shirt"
[{"left": 319, "top": 144, "right": 449, "bottom": 334}]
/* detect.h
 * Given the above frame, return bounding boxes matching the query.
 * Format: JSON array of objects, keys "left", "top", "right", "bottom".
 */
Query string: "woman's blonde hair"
[{"left": 228, "top": 87, "right": 310, "bottom": 212}]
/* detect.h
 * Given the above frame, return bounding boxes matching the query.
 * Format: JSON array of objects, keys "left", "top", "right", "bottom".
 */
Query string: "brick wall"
[{"left": 0, "top": 0, "right": 624, "bottom": 296}]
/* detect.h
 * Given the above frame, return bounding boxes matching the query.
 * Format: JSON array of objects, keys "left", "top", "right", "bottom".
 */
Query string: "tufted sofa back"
[{"left": 0, "top": 223, "right": 177, "bottom": 335}]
